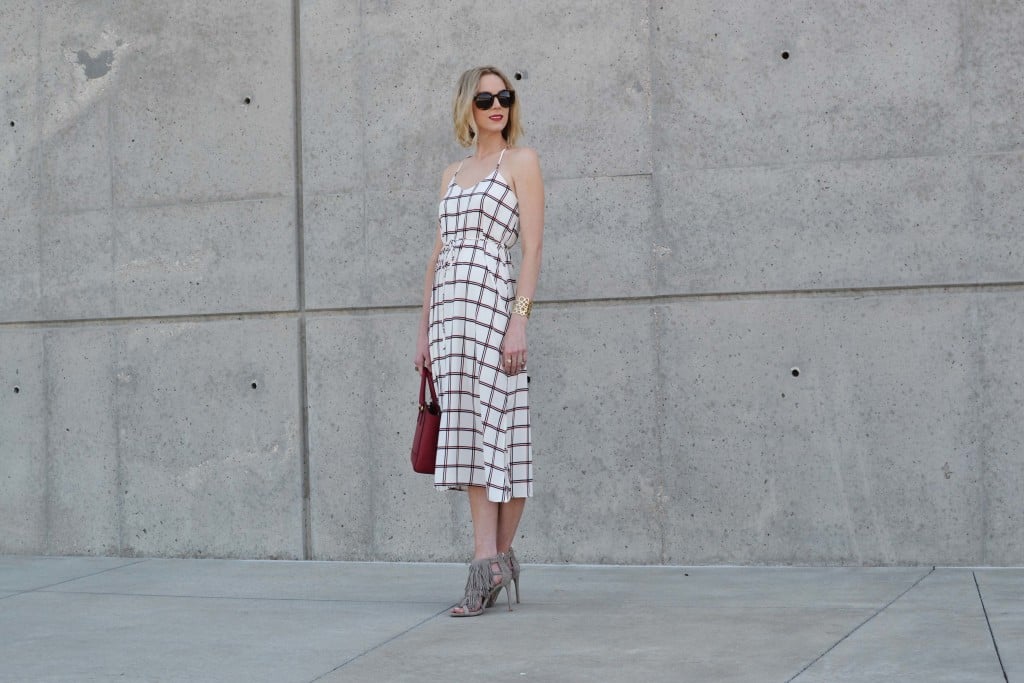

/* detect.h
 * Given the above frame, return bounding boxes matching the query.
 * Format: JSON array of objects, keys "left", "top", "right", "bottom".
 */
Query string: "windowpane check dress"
[{"left": 429, "top": 149, "right": 533, "bottom": 503}]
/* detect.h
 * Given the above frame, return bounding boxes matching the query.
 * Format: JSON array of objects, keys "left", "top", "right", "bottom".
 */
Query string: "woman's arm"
[
  {"left": 500, "top": 148, "right": 544, "bottom": 374},
  {"left": 413, "top": 165, "right": 457, "bottom": 374}
]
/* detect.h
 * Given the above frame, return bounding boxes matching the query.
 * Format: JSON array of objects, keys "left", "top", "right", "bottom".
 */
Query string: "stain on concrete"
[{"left": 76, "top": 49, "right": 115, "bottom": 79}]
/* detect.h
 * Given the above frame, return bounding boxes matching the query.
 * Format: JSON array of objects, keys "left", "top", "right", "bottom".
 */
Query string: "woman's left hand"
[{"left": 499, "top": 316, "right": 528, "bottom": 375}]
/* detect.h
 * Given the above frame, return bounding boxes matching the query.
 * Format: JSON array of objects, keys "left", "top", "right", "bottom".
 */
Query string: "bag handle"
[{"left": 419, "top": 367, "right": 438, "bottom": 407}]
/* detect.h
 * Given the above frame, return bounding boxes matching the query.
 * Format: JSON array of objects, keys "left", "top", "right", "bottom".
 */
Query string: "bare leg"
[
  {"left": 452, "top": 486, "right": 501, "bottom": 616},
  {"left": 466, "top": 485, "right": 499, "bottom": 559},
  {"left": 496, "top": 497, "right": 526, "bottom": 554}
]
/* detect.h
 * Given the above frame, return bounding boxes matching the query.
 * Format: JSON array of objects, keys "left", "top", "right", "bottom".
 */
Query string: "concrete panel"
[
  {"left": 979, "top": 292, "right": 1024, "bottom": 565},
  {"left": 655, "top": 157, "right": 973, "bottom": 295},
  {"left": 358, "top": 0, "right": 650, "bottom": 189},
  {"left": 966, "top": 2, "right": 1024, "bottom": 150},
  {"left": 303, "top": 191, "right": 365, "bottom": 309},
  {"left": 0, "top": 331, "right": 46, "bottom": 554},
  {"left": 972, "top": 152, "right": 1024, "bottom": 283},
  {"left": 363, "top": 188, "right": 439, "bottom": 307},
  {"left": 0, "top": 213, "right": 41, "bottom": 323},
  {"left": 0, "top": 4, "right": 39, "bottom": 220},
  {"left": 115, "top": 198, "right": 297, "bottom": 317},
  {"left": 37, "top": 2, "right": 116, "bottom": 214},
  {"left": 37, "top": 199, "right": 297, "bottom": 321},
  {"left": 658, "top": 292, "right": 981, "bottom": 565},
  {"left": 543, "top": 174, "right": 656, "bottom": 301},
  {"left": 107, "top": 2, "right": 295, "bottom": 205},
  {"left": 307, "top": 311, "right": 467, "bottom": 561},
  {"left": 39, "top": 210, "right": 116, "bottom": 320},
  {"left": 42, "top": 328, "right": 120, "bottom": 555},
  {"left": 115, "top": 318, "right": 303, "bottom": 558},
  {"left": 304, "top": 187, "right": 434, "bottom": 310},
  {"left": 652, "top": 2, "right": 968, "bottom": 169},
  {"left": 298, "top": 1, "right": 362, "bottom": 195},
  {"left": 520, "top": 304, "right": 663, "bottom": 563}
]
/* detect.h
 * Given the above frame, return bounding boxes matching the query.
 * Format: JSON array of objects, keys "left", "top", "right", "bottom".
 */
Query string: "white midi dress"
[{"left": 429, "top": 149, "right": 533, "bottom": 503}]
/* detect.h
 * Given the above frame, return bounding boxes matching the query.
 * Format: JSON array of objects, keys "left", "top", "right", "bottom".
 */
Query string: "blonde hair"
[{"left": 452, "top": 66, "right": 523, "bottom": 148}]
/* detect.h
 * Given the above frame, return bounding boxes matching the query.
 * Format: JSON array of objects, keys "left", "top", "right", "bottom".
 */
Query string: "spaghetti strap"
[
  {"left": 449, "top": 158, "right": 467, "bottom": 187},
  {"left": 496, "top": 147, "right": 507, "bottom": 168}
]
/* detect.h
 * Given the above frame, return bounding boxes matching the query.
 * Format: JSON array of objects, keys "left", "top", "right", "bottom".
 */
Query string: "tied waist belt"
[{"left": 439, "top": 237, "right": 510, "bottom": 265}]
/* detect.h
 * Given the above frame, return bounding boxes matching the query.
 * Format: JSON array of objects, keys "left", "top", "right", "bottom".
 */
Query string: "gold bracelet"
[{"left": 512, "top": 295, "right": 533, "bottom": 318}]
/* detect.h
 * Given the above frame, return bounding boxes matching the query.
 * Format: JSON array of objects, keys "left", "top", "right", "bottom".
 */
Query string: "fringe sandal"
[
  {"left": 451, "top": 555, "right": 512, "bottom": 617},
  {"left": 487, "top": 548, "right": 521, "bottom": 607}
]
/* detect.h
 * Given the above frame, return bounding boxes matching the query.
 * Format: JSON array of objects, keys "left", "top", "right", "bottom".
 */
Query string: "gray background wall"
[{"left": 2, "top": 1, "right": 1022, "bottom": 565}]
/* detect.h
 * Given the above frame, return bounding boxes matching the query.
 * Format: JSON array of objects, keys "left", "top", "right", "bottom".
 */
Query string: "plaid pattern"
[{"left": 429, "top": 149, "right": 533, "bottom": 503}]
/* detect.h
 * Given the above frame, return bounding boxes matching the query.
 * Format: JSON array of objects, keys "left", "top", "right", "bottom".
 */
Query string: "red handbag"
[{"left": 410, "top": 368, "right": 441, "bottom": 474}]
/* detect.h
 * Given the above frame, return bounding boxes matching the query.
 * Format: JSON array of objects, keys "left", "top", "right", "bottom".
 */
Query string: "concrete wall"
[{"left": 1, "top": 1, "right": 1022, "bottom": 565}]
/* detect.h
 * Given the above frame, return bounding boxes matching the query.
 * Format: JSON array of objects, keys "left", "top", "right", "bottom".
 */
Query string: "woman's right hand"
[{"left": 413, "top": 334, "right": 430, "bottom": 375}]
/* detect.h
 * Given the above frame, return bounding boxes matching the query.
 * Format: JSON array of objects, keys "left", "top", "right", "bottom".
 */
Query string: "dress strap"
[
  {"left": 450, "top": 158, "right": 467, "bottom": 187},
  {"left": 496, "top": 147, "right": 507, "bottom": 168}
]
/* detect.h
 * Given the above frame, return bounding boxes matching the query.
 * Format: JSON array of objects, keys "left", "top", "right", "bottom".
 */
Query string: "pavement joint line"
[
  {"left": 783, "top": 565, "right": 937, "bottom": 682},
  {"left": 973, "top": 571, "right": 1010, "bottom": 683},
  {"left": 307, "top": 604, "right": 453, "bottom": 682},
  {"left": 25, "top": 588, "right": 452, "bottom": 606},
  {"left": 0, "top": 558, "right": 149, "bottom": 601}
]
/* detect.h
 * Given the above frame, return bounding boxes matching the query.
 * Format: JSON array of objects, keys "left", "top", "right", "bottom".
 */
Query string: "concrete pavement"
[{"left": 0, "top": 556, "right": 1018, "bottom": 682}]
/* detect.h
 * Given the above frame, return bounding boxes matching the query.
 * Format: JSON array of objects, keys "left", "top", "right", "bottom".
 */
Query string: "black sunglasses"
[{"left": 473, "top": 89, "right": 515, "bottom": 110}]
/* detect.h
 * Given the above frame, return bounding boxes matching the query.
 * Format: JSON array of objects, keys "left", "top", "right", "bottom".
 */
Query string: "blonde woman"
[{"left": 413, "top": 66, "right": 544, "bottom": 617}]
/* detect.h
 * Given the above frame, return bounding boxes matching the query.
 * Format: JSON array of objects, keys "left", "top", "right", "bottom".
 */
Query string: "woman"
[{"left": 413, "top": 66, "right": 544, "bottom": 617}]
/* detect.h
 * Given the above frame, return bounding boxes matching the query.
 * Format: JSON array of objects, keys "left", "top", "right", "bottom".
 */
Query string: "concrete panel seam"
[
  {"left": 41, "top": 332, "right": 53, "bottom": 552},
  {"left": 308, "top": 604, "right": 451, "bottom": 681},
  {"left": 291, "top": 0, "right": 313, "bottom": 562},
  {"left": 0, "top": 310, "right": 305, "bottom": 330},
  {"left": 784, "top": 566, "right": 936, "bottom": 682},
  {"left": 651, "top": 305, "right": 669, "bottom": 563},
  {"left": 973, "top": 572, "right": 1010, "bottom": 682},
  {"left": 971, "top": 297, "right": 990, "bottom": 563},
  {"left": 114, "top": 332, "right": 125, "bottom": 554},
  {"left": 4, "top": 279, "right": 1024, "bottom": 331},
  {"left": 108, "top": 192, "right": 295, "bottom": 214},
  {"left": 958, "top": 0, "right": 975, "bottom": 151},
  {"left": 660, "top": 149, "right": 1024, "bottom": 174}
]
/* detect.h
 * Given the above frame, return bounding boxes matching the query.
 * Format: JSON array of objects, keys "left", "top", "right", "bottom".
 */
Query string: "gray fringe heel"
[
  {"left": 451, "top": 555, "right": 512, "bottom": 617},
  {"left": 487, "top": 548, "right": 521, "bottom": 607}
]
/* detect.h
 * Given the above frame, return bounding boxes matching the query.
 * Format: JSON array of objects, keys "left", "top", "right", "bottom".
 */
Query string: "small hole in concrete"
[
  {"left": 14, "top": 386, "right": 20, "bottom": 394},
  {"left": 251, "top": 381, "right": 258, "bottom": 389},
  {"left": 791, "top": 368, "right": 800, "bottom": 378},
  {"left": 513, "top": 71, "right": 526, "bottom": 80},
  {"left": 243, "top": 96, "right": 252, "bottom": 105},
  {"left": 781, "top": 51, "right": 790, "bottom": 60},
  {"left": 8, "top": 121, "right": 14, "bottom": 127}
]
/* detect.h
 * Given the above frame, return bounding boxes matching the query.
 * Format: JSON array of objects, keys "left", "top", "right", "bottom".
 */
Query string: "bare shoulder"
[
  {"left": 503, "top": 147, "right": 542, "bottom": 188},
  {"left": 438, "top": 160, "right": 461, "bottom": 196},
  {"left": 441, "top": 160, "right": 462, "bottom": 184},
  {"left": 504, "top": 146, "right": 541, "bottom": 170}
]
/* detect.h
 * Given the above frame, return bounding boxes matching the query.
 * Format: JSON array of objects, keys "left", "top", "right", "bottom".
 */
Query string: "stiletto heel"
[
  {"left": 451, "top": 554, "right": 512, "bottom": 617},
  {"left": 508, "top": 547, "right": 521, "bottom": 604},
  {"left": 487, "top": 548, "right": 521, "bottom": 607}
]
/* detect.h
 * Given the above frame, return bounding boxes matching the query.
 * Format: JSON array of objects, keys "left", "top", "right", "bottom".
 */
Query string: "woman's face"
[{"left": 472, "top": 73, "right": 510, "bottom": 140}]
